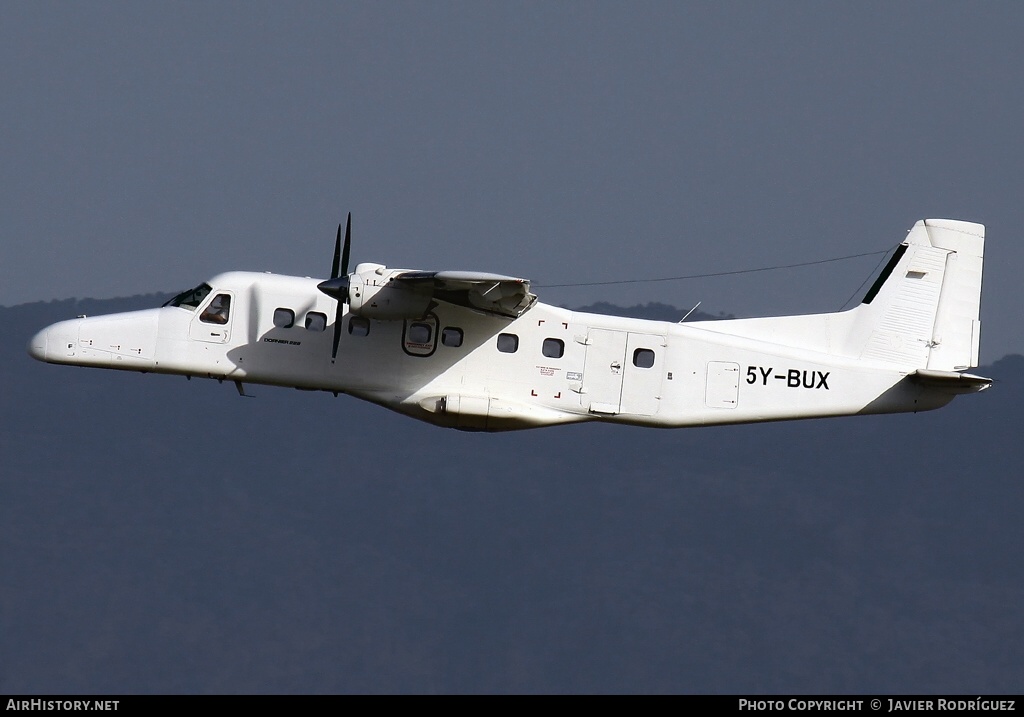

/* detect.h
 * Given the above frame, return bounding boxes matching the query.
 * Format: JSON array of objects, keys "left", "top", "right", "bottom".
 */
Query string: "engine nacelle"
[{"left": 348, "top": 267, "right": 433, "bottom": 320}]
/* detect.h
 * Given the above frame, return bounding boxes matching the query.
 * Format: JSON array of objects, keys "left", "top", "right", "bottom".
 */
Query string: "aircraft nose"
[
  {"left": 28, "top": 319, "right": 81, "bottom": 364},
  {"left": 28, "top": 327, "right": 48, "bottom": 361}
]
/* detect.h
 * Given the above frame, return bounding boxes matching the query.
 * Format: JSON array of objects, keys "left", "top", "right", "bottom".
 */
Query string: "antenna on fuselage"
[
  {"left": 317, "top": 213, "right": 353, "bottom": 362},
  {"left": 679, "top": 301, "right": 702, "bottom": 323}
]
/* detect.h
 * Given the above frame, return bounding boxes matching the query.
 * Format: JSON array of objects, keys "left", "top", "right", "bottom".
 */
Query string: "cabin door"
[
  {"left": 582, "top": 329, "right": 627, "bottom": 414},
  {"left": 619, "top": 333, "right": 666, "bottom": 416}
]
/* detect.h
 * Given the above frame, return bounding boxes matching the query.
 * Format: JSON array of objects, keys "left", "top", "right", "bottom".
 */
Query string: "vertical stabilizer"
[{"left": 849, "top": 219, "right": 984, "bottom": 370}]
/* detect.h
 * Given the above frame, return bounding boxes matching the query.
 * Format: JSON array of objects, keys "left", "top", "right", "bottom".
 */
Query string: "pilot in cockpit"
[{"left": 200, "top": 294, "right": 231, "bottom": 325}]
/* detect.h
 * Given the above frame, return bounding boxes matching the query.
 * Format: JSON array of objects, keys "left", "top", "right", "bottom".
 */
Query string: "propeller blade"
[
  {"left": 341, "top": 212, "right": 352, "bottom": 277},
  {"left": 331, "top": 302, "right": 344, "bottom": 362},
  {"left": 318, "top": 277, "right": 351, "bottom": 362},
  {"left": 331, "top": 223, "right": 342, "bottom": 279}
]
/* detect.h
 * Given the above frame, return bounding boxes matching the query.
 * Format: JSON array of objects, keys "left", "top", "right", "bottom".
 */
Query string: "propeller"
[{"left": 317, "top": 212, "right": 352, "bottom": 361}]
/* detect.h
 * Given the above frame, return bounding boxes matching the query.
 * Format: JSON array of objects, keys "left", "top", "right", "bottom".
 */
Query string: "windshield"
[{"left": 163, "top": 283, "right": 212, "bottom": 310}]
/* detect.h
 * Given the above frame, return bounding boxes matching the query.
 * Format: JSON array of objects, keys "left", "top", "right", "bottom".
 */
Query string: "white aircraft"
[{"left": 29, "top": 217, "right": 990, "bottom": 431}]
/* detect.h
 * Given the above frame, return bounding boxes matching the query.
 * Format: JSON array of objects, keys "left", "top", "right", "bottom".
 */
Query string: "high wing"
[{"left": 392, "top": 270, "right": 537, "bottom": 318}]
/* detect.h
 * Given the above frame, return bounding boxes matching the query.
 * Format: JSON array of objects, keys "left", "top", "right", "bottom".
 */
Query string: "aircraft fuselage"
[{"left": 29, "top": 270, "right": 958, "bottom": 431}]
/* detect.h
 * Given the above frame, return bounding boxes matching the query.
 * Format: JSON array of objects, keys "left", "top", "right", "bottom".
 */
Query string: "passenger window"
[
  {"left": 200, "top": 294, "right": 231, "bottom": 324},
  {"left": 633, "top": 348, "right": 656, "bottom": 369},
  {"left": 305, "top": 312, "right": 327, "bottom": 332},
  {"left": 497, "top": 333, "right": 519, "bottom": 353},
  {"left": 408, "top": 322, "right": 432, "bottom": 344},
  {"left": 273, "top": 308, "right": 295, "bottom": 328},
  {"left": 441, "top": 327, "right": 464, "bottom": 347},
  {"left": 542, "top": 338, "right": 564, "bottom": 359},
  {"left": 348, "top": 316, "right": 370, "bottom": 337},
  {"left": 402, "top": 315, "right": 439, "bottom": 357}
]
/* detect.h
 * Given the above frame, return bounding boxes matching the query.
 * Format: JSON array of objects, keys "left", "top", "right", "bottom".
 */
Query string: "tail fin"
[{"left": 849, "top": 219, "right": 984, "bottom": 370}]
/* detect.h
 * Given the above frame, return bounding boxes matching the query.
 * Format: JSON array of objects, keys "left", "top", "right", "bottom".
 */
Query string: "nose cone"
[
  {"left": 28, "top": 327, "right": 48, "bottom": 361},
  {"left": 27, "top": 318, "right": 82, "bottom": 364}
]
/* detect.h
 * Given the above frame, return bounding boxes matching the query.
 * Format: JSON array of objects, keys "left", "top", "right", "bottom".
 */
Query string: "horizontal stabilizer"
[{"left": 909, "top": 369, "right": 992, "bottom": 394}]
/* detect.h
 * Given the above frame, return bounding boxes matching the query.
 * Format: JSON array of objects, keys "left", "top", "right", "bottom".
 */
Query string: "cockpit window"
[
  {"left": 200, "top": 294, "right": 231, "bottom": 325},
  {"left": 164, "top": 283, "right": 212, "bottom": 310}
]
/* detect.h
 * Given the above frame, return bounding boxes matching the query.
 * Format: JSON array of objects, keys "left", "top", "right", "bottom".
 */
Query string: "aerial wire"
[
  {"left": 836, "top": 246, "right": 896, "bottom": 311},
  {"left": 534, "top": 248, "right": 892, "bottom": 289}
]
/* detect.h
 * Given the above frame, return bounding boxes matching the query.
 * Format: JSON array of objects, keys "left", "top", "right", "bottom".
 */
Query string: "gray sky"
[{"left": 4, "top": 2, "right": 1023, "bottom": 359}]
